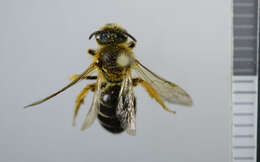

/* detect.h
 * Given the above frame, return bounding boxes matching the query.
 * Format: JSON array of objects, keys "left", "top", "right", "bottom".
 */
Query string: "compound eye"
[
  {"left": 95, "top": 31, "right": 128, "bottom": 44},
  {"left": 95, "top": 32, "right": 111, "bottom": 44},
  {"left": 95, "top": 33, "right": 101, "bottom": 41},
  {"left": 116, "top": 33, "right": 127, "bottom": 42}
]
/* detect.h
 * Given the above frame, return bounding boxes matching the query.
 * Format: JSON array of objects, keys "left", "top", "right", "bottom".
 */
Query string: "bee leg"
[
  {"left": 85, "top": 76, "right": 97, "bottom": 80},
  {"left": 132, "top": 78, "right": 176, "bottom": 114},
  {"left": 132, "top": 78, "right": 143, "bottom": 86},
  {"left": 73, "top": 83, "right": 96, "bottom": 126},
  {"left": 87, "top": 49, "right": 97, "bottom": 56},
  {"left": 128, "top": 41, "right": 136, "bottom": 49},
  {"left": 69, "top": 75, "right": 97, "bottom": 81}
]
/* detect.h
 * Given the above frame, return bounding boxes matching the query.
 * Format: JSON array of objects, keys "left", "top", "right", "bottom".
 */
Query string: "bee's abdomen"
[{"left": 98, "top": 85, "right": 124, "bottom": 133}]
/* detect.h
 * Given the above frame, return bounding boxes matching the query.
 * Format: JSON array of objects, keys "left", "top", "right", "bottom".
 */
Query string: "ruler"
[{"left": 232, "top": 0, "right": 259, "bottom": 161}]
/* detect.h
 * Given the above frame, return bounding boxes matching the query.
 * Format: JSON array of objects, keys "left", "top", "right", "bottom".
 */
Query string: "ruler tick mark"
[
  {"left": 234, "top": 123, "right": 254, "bottom": 127},
  {"left": 233, "top": 145, "right": 256, "bottom": 149},
  {"left": 233, "top": 112, "right": 254, "bottom": 116},
  {"left": 234, "top": 14, "right": 255, "bottom": 18},
  {"left": 232, "top": 80, "right": 254, "bottom": 83},
  {"left": 233, "top": 91, "right": 256, "bottom": 94},
  {"left": 233, "top": 134, "right": 254, "bottom": 138},
  {"left": 233, "top": 156, "right": 254, "bottom": 160},
  {"left": 234, "top": 47, "right": 254, "bottom": 51},
  {"left": 233, "top": 102, "right": 254, "bottom": 105}
]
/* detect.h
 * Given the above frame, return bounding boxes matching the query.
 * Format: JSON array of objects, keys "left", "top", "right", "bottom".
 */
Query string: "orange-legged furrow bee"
[{"left": 25, "top": 24, "right": 192, "bottom": 136}]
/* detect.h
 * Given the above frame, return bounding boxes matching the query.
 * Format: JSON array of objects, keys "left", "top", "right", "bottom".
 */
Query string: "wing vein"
[{"left": 24, "top": 63, "right": 97, "bottom": 108}]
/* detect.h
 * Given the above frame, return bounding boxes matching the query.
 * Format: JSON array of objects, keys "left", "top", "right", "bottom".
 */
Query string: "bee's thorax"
[{"left": 97, "top": 45, "right": 133, "bottom": 83}]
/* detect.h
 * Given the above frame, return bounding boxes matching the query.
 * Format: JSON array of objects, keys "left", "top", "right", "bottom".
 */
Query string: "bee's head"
[{"left": 89, "top": 24, "right": 136, "bottom": 45}]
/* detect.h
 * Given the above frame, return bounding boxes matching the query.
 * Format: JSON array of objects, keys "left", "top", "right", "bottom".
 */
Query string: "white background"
[{"left": 0, "top": 0, "right": 231, "bottom": 162}]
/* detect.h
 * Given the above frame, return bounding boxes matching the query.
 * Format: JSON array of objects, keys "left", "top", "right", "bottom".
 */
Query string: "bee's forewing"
[
  {"left": 24, "top": 63, "right": 97, "bottom": 108},
  {"left": 133, "top": 60, "right": 192, "bottom": 106},
  {"left": 81, "top": 76, "right": 102, "bottom": 131},
  {"left": 117, "top": 71, "right": 136, "bottom": 136}
]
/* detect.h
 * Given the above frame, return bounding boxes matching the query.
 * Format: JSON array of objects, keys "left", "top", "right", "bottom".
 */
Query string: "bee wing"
[
  {"left": 133, "top": 60, "right": 192, "bottom": 106},
  {"left": 24, "top": 63, "right": 97, "bottom": 108},
  {"left": 81, "top": 76, "right": 102, "bottom": 131},
  {"left": 116, "top": 71, "right": 136, "bottom": 136}
]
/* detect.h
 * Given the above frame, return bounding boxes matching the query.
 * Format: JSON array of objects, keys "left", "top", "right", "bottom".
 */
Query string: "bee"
[{"left": 25, "top": 24, "right": 192, "bottom": 136}]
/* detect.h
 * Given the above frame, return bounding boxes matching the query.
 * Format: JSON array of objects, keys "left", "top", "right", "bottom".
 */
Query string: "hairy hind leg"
[
  {"left": 133, "top": 78, "right": 176, "bottom": 114},
  {"left": 73, "top": 83, "right": 96, "bottom": 126}
]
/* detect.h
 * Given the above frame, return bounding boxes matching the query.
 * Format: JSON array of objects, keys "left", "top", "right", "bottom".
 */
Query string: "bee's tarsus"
[{"left": 88, "top": 49, "right": 96, "bottom": 56}]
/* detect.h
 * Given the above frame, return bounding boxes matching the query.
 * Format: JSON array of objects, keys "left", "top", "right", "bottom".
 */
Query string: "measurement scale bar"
[
  {"left": 232, "top": 76, "right": 258, "bottom": 162},
  {"left": 232, "top": 0, "right": 259, "bottom": 161}
]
